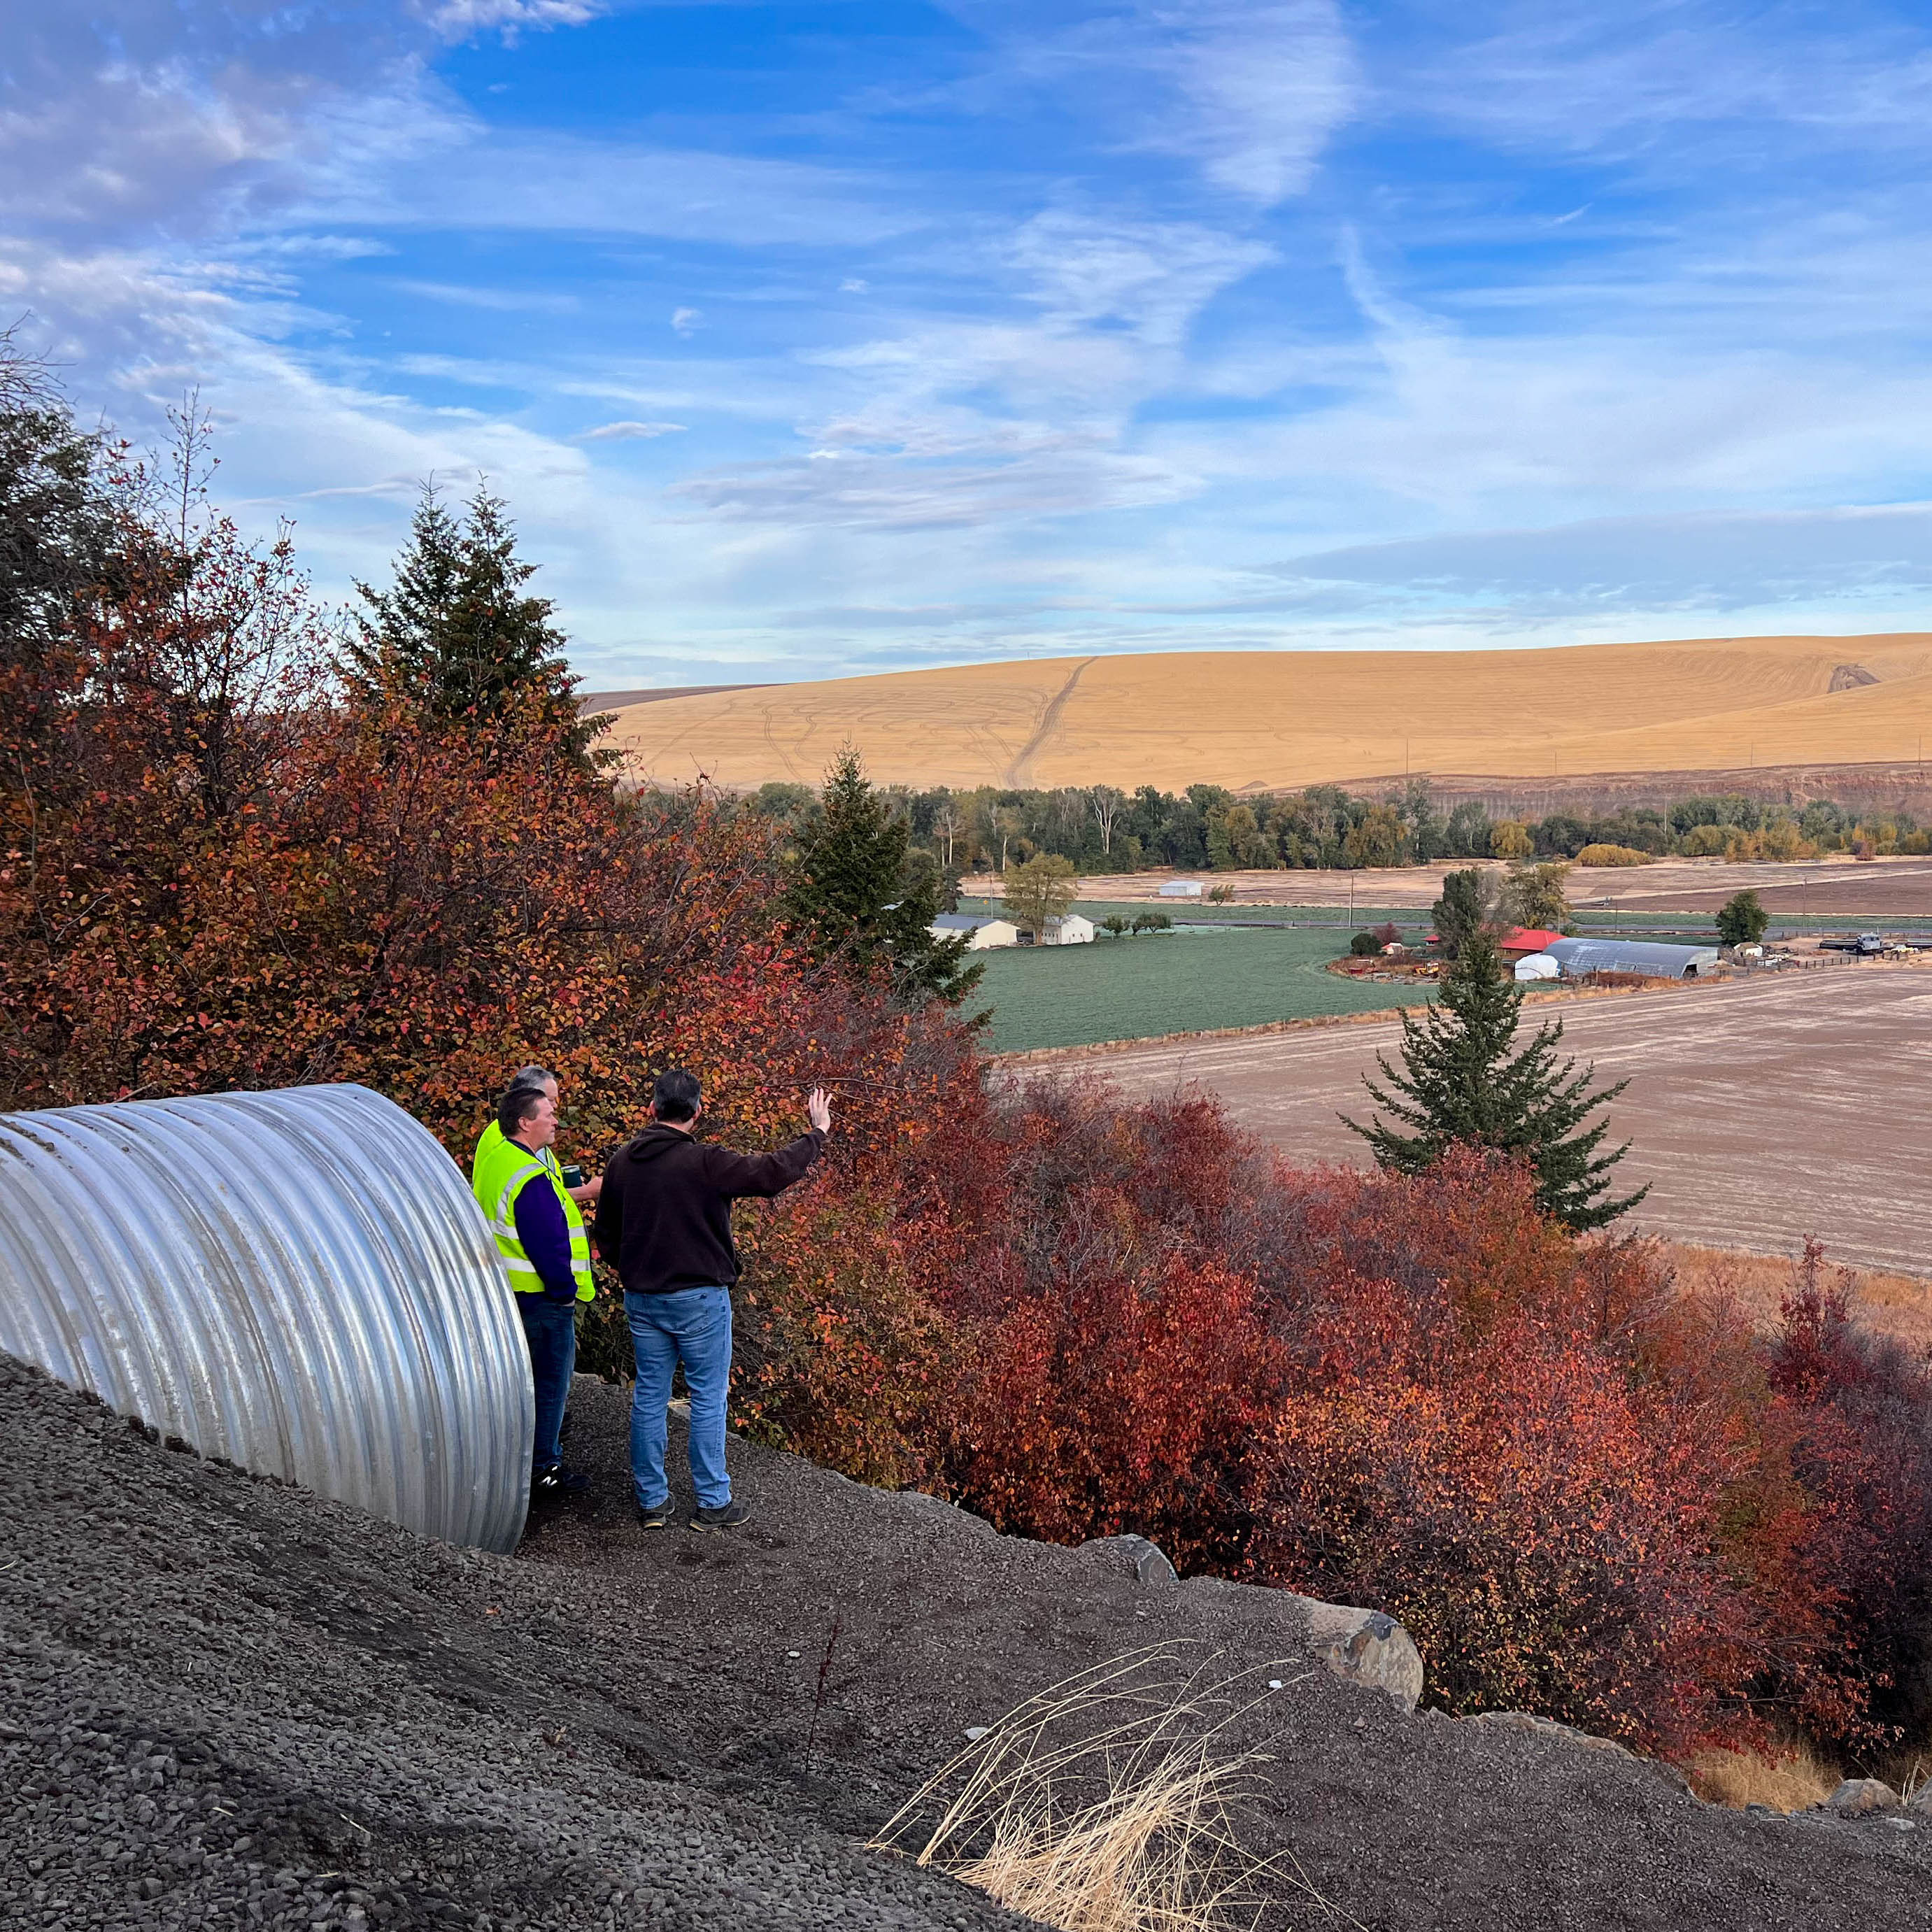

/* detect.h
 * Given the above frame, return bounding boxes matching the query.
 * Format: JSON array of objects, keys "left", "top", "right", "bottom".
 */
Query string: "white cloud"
[
  {"left": 672, "top": 307, "right": 704, "bottom": 335},
  {"left": 390, "top": 278, "right": 579, "bottom": 313},
  {"left": 946, "top": 0, "right": 1360, "bottom": 204},
  {"left": 577, "top": 419, "right": 688, "bottom": 440},
  {"left": 330, "top": 141, "right": 914, "bottom": 246},
  {"left": 418, "top": 0, "right": 613, "bottom": 41}
]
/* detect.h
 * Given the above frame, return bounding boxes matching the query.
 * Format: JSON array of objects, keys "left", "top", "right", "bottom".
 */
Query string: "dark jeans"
[{"left": 516, "top": 1294, "right": 577, "bottom": 1470}]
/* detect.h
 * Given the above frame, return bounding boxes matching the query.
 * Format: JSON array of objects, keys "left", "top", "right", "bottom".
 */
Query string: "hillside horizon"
[{"left": 601, "top": 632, "right": 1932, "bottom": 794}]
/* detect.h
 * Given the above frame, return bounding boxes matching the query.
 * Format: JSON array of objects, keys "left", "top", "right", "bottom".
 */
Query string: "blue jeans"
[
  {"left": 625, "top": 1287, "right": 733, "bottom": 1510},
  {"left": 516, "top": 1294, "right": 577, "bottom": 1471}
]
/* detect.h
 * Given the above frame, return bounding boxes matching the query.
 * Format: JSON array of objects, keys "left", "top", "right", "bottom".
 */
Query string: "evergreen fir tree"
[
  {"left": 344, "top": 482, "right": 599, "bottom": 757},
  {"left": 783, "top": 749, "right": 981, "bottom": 1004},
  {"left": 1431, "top": 865, "right": 1500, "bottom": 958},
  {"left": 1344, "top": 927, "right": 1647, "bottom": 1231}
]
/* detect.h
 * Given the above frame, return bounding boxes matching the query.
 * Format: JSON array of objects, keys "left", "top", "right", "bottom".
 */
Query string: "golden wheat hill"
[{"left": 601, "top": 632, "right": 1932, "bottom": 793}]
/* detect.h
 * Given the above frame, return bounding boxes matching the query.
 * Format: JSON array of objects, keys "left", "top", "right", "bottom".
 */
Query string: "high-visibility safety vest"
[{"left": 471, "top": 1130, "right": 595, "bottom": 1302}]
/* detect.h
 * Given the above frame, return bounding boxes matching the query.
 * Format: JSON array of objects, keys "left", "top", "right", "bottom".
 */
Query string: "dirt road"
[{"left": 1020, "top": 966, "right": 1932, "bottom": 1274}]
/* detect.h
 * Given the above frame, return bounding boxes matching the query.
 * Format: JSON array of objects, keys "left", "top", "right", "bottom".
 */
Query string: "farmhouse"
[{"left": 930, "top": 912, "right": 1021, "bottom": 950}]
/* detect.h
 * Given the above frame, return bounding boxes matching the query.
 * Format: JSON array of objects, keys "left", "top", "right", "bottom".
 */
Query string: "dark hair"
[
  {"left": 652, "top": 1068, "right": 702, "bottom": 1123},
  {"left": 496, "top": 1082, "right": 549, "bottom": 1138}
]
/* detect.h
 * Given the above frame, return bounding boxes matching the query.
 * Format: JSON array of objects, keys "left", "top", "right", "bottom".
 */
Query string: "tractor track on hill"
[{"left": 1004, "top": 656, "right": 1096, "bottom": 787}]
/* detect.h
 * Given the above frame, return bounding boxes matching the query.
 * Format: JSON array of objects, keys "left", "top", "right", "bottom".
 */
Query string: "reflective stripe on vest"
[{"left": 470, "top": 1130, "right": 594, "bottom": 1301}]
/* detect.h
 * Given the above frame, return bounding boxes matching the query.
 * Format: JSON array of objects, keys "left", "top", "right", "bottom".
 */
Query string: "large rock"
[
  {"left": 1177, "top": 1569, "right": 1424, "bottom": 1712},
  {"left": 1295, "top": 1600, "right": 1426, "bottom": 1712},
  {"left": 1075, "top": 1537, "right": 1424, "bottom": 1711},
  {"left": 1826, "top": 1779, "right": 1901, "bottom": 1815}
]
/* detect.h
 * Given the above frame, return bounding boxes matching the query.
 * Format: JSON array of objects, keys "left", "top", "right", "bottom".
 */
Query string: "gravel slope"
[{"left": 4, "top": 1356, "right": 1929, "bottom": 1931}]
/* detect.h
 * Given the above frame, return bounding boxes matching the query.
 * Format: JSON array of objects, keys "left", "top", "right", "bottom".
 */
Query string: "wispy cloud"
[
  {"left": 578, "top": 419, "right": 687, "bottom": 440},
  {"left": 946, "top": 0, "right": 1359, "bottom": 203},
  {"left": 420, "top": 0, "right": 616, "bottom": 41}
]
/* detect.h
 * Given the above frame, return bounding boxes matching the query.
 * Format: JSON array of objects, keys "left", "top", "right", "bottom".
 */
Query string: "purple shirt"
[{"left": 509, "top": 1149, "right": 577, "bottom": 1298}]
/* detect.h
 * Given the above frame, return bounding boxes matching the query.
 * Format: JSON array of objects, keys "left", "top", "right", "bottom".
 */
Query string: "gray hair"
[{"left": 513, "top": 1064, "right": 559, "bottom": 1091}]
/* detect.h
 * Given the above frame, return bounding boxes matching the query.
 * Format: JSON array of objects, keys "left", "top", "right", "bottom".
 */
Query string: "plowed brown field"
[
  {"left": 1013, "top": 964, "right": 1932, "bottom": 1275},
  {"left": 604, "top": 632, "right": 1932, "bottom": 791},
  {"left": 960, "top": 854, "right": 1932, "bottom": 915}
]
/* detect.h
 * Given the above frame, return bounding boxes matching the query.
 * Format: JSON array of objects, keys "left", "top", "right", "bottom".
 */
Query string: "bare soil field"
[
  {"left": 963, "top": 854, "right": 1932, "bottom": 918},
  {"left": 1013, "top": 964, "right": 1932, "bottom": 1276},
  {"left": 603, "top": 633, "right": 1932, "bottom": 792}
]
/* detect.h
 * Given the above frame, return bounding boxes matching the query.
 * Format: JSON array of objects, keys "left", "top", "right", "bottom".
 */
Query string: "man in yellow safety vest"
[
  {"left": 472, "top": 1078, "right": 596, "bottom": 1498},
  {"left": 471, "top": 1064, "right": 600, "bottom": 1211}
]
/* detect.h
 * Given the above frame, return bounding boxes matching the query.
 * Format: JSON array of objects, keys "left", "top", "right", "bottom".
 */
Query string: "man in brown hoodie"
[{"left": 595, "top": 1068, "right": 830, "bottom": 1530}]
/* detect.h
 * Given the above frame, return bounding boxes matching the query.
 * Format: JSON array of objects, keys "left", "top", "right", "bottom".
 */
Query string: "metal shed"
[
  {"left": 1546, "top": 937, "right": 1723, "bottom": 979},
  {"left": 0, "top": 1084, "right": 532, "bottom": 1553}
]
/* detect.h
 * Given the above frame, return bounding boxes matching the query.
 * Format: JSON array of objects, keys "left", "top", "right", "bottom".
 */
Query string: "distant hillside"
[{"left": 599, "top": 634, "right": 1932, "bottom": 792}]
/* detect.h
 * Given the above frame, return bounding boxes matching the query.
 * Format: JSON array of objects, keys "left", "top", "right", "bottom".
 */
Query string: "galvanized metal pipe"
[{"left": 0, "top": 1084, "right": 531, "bottom": 1553}]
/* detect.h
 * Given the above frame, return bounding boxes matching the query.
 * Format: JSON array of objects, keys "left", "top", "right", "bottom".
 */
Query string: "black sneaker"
[
  {"left": 690, "top": 1499, "right": 751, "bottom": 1532},
  {"left": 637, "top": 1498, "right": 676, "bottom": 1530},
  {"left": 531, "top": 1463, "right": 590, "bottom": 1498}
]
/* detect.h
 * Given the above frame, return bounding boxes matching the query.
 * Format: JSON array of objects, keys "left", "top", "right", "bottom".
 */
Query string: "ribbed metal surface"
[
  {"left": 0, "top": 1084, "right": 532, "bottom": 1553},
  {"left": 1547, "top": 937, "right": 1724, "bottom": 978}
]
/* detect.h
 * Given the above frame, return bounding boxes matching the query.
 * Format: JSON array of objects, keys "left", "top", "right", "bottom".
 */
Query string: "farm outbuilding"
[
  {"left": 1038, "top": 913, "right": 1095, "bottom": 946},
  {"left": 1160, "top": 879, "right": 1205, "bottom": 898},
  {"left": 1547, "top": 937, "right": 1723, "bottom": 978},
  {"left": 1498, "top": 927, "right": 1564, "bottom": 956},
  {"left": 930, "top": 911, "right": 1020, "bottom": 949},
  {"left": 1514, "top": 953, "right": 1561, "bottom": 981}
]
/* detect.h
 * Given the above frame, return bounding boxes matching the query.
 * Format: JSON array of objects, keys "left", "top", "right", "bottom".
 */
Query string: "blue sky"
[{"left": 8, "top": 1, "right": 1932, "bottom": 686}]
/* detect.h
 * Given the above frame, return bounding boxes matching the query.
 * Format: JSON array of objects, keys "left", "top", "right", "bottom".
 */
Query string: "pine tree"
[
  {"left": 783, "top": 749, "right": 981, "bottom": 1004},
  {"left": 344, "top": 482, "right": 597, "bottom": 757},
  {"left": 1344, "top": 928, "right": 1647, "bottom": 1231}
]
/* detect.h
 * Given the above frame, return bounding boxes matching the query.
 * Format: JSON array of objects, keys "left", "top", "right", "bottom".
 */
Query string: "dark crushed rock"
[{"left": 4, "top": 1357, "right": 1930, "bottom": 1932}]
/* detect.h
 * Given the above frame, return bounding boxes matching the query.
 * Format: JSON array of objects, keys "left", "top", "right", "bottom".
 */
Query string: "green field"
[{"left": 969, "top": 904, "right": 1436, "bottom": 1053}]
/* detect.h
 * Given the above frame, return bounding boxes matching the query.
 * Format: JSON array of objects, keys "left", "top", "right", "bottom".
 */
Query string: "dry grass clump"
[
  {"left": 873, "top": 1645, "right": 1347, "bottom": 1932},
  {"left": 1684, "top": 1741, "right": 1840, "bottom": 1812},
  {"left": 1663, "top": 1242, "right": 1932, "bottom": 1357}
]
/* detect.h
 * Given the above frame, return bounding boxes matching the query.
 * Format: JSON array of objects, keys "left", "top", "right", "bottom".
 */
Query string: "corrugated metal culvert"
[
  {"left": 0, "top": 1083, "right": 531, "bottom": 1553},
  {"left": 1547, "top": 937, "right": 1724, "bottom": 979}
]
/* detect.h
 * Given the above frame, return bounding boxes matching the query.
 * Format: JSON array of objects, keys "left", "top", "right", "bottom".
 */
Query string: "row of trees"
[
  {"left": 8, "top": 343, "right": 1926, "bottom": 1768},
  {"left": 748, "top": 774, "right": 1927, "bottom": 876}
]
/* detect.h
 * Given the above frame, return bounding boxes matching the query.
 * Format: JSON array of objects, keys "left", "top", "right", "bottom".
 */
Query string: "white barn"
[
  {"left": 1159, "top": 879, "right": 1204, "bottom": 899},
  {"left": 1038, "top": 914, "right": 1095, "bottom": 946}
]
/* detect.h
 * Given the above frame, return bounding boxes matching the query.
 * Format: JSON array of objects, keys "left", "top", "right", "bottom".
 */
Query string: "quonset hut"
[
  {"left": 1546, "top": 937, "right": 1723, "bottom": 979},
  {"left": 0, "top": 1084, "right": 532, "bottom": 1552}
]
